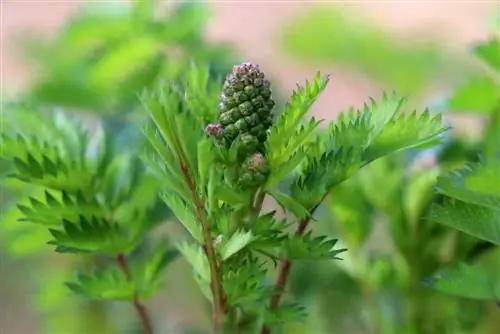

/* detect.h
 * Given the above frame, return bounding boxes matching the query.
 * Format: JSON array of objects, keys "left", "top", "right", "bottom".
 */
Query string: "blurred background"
[{"left": 1, "top": 1, "right": 499, "bottom": 333}]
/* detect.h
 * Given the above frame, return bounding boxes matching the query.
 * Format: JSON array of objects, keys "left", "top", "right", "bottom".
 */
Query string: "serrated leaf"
[
  {"left": 436, "top": 159, "right": 500, "bottom": 211},
  {"left": 429, "top": 199, "right": 500, "bottom": 245},
  {"left": 47, "top": 215, "right": 141, "bottom": 255},
  {"left": 266, "top": 74, "right": 329, "bottom": 186},
  {"left": 280, "top": 232, "right": 347, "bottom": 260},
  {"left": 364, "top": 110, "right": 447, "bottom": 163},
  {"left": 65, "top": 268, "right": 135, "bottom": 301},
  {"left": 177, "top": 241, "right": 210, "bottom": 283},
  {"left": 267, "top": 190, "right": 311, "bottom": 220},
  {"left": 221, "top": 230, "right": 254, "bottom": 260}
]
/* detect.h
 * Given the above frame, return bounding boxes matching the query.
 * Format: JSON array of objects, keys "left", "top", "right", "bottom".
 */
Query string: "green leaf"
[
  {"left": 474, "top": 38, "right": 500, "bottom": 72},
  {"left": 280, "top": 232, "right": 347, "bottom": 260},
  {"left": 65, "top": 268, "right": 135, "bottom": 302},
  {"left": 436, "top": 159, "right": 500, "bottom": 211},
  {"left": 267, "top": 190, "right": 311, "bottom": 220},
  {"left": 364, "top": 110, "right": 447, "bottom": 163},
  {"left": 220, "top": 230, "right": 254, "bottom": 261},
  {"left": 292, "top": 148, "right": 362, "bottom": 209},
  {"left": 266, "top": 73, "right": 329, "bottom": 186},
  {"left": 161, "top": 194, "right": 202, "bottom": 244},
  {"left": 426, "top": 262, "right": 500, "bottom": 300},
  {"left": 177, "top": 241, "right": 210, "bottom": 283},
  {"left": 17, "top": 190, "right": 108, "bottom": 226},
  {"left": 429, "top": 199, "right": 500, "bottom": 245},
  {"left": 449, "top": 77, "right": 500, "bottom": 114},
  {"left": 265, "top": 303, "right": 307, "bottom": 327},
  {"left": 47, "top": 215, "right": 141, "bottom": 255}
]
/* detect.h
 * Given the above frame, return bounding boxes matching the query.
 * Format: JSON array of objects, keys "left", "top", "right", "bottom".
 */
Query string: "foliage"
[
  {"left": 280, "top": 36, "right": 500, "bottom": 334},
  {"left": 1, "top": 0, "right": 234, "bottom": 333},
  {"left": 2, "top": 53, "right": 447, "bottom": 333},
  {"left": 279, "top": 7, "right": 470, "bottom": 94}
]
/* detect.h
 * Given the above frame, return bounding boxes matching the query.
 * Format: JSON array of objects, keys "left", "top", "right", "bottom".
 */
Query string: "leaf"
[
  {"left": 265, "top": 302, "right": 307, "bottom": 327},
  {"left": 220, "top": 230, "right": 254, "bottom": 261},
  {"left": 18, "top": 191, "right": 106, "bottom": 227},
  {"left": 131, "top": 241, "right": 179, "bottom": 301},
  {"left": 266, "top": 73, "right": 329, "bottom": 186},
  {"left": 436, "top": 159, "right": 500, "bottom": 211},
  {"left": 292, "top": 148, "right": 362, "bottom": 209},
  {"left": 449, "top": 77, "right": 500, "bottom": 114},
  {"left": 161, "top": 194, "right": 203, "bottom": 244},
  {"left": 429, "top": 199, "right": 500, "bottom": 246},
  {"left": 474, "top": 38, "right": 500, "bottom": 72},
  {"left": 364, "top": 110, "right": 447, "bottom": 163},
  {"left": 280, "top": 232, "right": 347, "bottom": 260},
  {"left": 267, "top": 190, "right": 311, "bottom": 220},
  {"left": 47, "top": 215, "right": 141, "bottom": 255},
  {"left": 425, "top": 262, "right": 500, "bottom": 300},
  {"left": 177, "top": 241, "right": 210, "bottom": 283},
  {"left": 65, "top": 268, "right": 135, "bottom": 302}
]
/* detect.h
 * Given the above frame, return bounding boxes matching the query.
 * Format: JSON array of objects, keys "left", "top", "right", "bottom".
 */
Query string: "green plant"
[
  {"left": 2, "top": 56, "right": 448, "bottom": 333},
  {"left": 425, "top": 36, "right": 500, "bottom": 307},
  {"left": 275, "top": 36, "right": 500, "bottom": 334}
]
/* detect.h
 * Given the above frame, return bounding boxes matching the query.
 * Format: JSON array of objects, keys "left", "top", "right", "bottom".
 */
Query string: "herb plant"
[
  {"left": 426, "top": 36, "right": 500, "bottom": 306},
  {"left": 2, "top": 56, "right": 448, "bottom": 333}
]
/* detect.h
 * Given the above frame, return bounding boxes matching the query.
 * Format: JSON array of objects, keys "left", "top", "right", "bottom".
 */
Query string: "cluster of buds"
[
  {"left": 205, "top": 62, "right": 275, "bottom": 153},
  {"left": 205, "top": 62, "right": 275, "bottom": 188}
]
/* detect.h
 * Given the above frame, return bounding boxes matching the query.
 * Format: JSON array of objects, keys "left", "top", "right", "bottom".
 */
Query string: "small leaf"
[
  {"left": 221, "top": 230, "right": 254, "bottom": 260},
  {"left": 267, "top": 190, "right": 311, "bottom": 220}
]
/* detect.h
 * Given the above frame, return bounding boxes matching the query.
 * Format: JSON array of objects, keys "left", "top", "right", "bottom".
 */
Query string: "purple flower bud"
[{"left": 205, "top": 123, "right": 224, "bottom": 138}]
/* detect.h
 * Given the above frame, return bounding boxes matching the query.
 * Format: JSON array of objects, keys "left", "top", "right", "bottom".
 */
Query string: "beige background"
[{"left": 1, "top": 1, "right": 496, "bottom": 117}]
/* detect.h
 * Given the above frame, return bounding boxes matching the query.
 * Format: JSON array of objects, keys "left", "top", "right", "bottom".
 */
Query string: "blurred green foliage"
[{"left": 280, "top": 7, "right": 470, "bottom": 94}]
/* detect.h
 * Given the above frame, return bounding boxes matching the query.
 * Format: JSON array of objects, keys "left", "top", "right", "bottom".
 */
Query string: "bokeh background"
[{"left": 1, "top": 1, "right": 499, "bottom": 333}]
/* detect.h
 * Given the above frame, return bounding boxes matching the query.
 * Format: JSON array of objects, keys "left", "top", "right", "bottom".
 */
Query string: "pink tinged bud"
[{"left": 205, "top": 124, "right": 224, "bottom": 137}]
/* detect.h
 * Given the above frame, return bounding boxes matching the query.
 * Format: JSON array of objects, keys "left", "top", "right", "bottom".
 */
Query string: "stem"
[
  {"left": 260, "top": 195, "right": 326, "bottom": 334},
  {"left": 179, "top": 161, "right": 226, "bottom": 333},
  {"left": 116, "top": 254, "right": 154, "bottom": 334}
]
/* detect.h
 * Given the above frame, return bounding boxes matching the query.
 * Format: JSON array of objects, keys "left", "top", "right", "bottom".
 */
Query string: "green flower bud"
[{"left": 238, "top": 153, "right": 270, "bottom": 187}]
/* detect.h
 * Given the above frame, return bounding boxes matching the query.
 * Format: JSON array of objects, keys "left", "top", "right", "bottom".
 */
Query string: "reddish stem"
[
  {"left": 261, "top": 196, "right": 326, "bottom": 334},
  {"left": 117, "top": 254, "right": 154, "bottom": 334}
]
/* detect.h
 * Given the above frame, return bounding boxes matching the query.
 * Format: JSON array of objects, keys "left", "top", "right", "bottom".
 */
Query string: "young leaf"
[
  {"left": 267, "top": 190, "right": 311, "bottom": 220},
  {"left": 220, "top": 230, "right": 254, "bottom": 261},
  {"left": 265, "top": 74, "right": 329, "bottom": 187},
  {"left": 280, "top": 232, "right": 347, "bottom": 260},
  {"left": 429, "top": 199, "right": 500, "bottom": 246},
  {"left": 425, "top": 262, "right": 500, "bottom": 300},
  {"left": 364, "top": 110, "right": 447, "bottom": 163}
]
